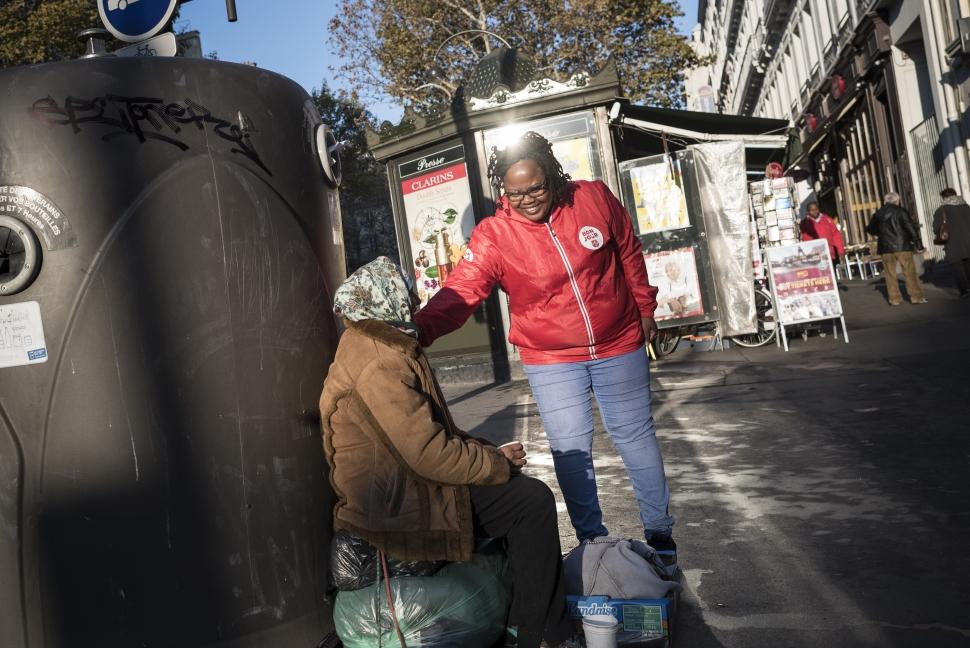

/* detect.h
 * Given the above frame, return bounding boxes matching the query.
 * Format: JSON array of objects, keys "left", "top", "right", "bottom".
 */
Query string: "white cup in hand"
[{"left": 498, "top": 441, "right": 527, "bottom": 469}]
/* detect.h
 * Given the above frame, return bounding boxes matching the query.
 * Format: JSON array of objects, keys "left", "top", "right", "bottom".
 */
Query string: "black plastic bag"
[{"left": 329, "top": 530, "right": 446, "bottom": 591}]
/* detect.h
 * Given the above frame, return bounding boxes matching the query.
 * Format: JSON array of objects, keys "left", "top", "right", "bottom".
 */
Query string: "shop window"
[
  {"left": 836, "top": 0, "right": 850, "bottom": 16},
  {"left": 943, "top": 0, "right": 959, "bottom": 44},
  {"left": 801, "top": 10, "right": 820, "bottom": 70}
]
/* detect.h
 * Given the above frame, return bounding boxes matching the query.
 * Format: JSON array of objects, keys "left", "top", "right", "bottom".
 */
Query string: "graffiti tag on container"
[{"left": 29, "top": 95, "right": 270, "bottom": 175}]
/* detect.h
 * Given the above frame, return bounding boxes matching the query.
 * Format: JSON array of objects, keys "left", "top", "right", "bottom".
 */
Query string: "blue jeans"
[{"left": 525, "top": 348, "right": 674, "bottom": 542}]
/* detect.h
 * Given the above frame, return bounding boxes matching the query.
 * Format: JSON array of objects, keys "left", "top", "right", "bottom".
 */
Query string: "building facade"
[{"left": 686, "top": 0, "right": 970, "bottom": 258}]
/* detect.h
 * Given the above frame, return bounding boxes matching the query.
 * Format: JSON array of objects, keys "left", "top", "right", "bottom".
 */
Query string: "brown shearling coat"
[{"left": 319, "top": 319, "right": 510, "bottom": 562}]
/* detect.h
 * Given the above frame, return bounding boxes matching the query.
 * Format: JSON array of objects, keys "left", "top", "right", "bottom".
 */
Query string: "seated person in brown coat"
[{"left": 320, "top": 257, "right": 580, "bottom": 648}]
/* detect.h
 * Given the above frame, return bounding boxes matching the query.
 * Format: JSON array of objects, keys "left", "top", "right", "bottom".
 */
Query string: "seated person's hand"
[{"left": 498, "top": 442, "right": 527, "bottom": 471}]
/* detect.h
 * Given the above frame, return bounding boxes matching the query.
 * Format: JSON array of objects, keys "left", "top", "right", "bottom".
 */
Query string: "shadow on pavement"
[
  {"left": 919, "top": 259, "right": 959, "bottom": 293},
  {"left": 446, "top": 292, "right": 970, "bottom": 646},
  {"left": 648, "top": 323, "right": 970, "bottom": 646}
]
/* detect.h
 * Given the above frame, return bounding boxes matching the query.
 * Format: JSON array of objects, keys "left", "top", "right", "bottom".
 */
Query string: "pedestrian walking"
[
  {"left": 867, "top": 192, "right": 927, "bottom": 306},
  {"left": 932, "top": 188, "right": 970, "bottom": 298},
  {"left": 414, "top": 132, "right": 676, "bottom": 553},
  {"left": 800, "top": 202, "right": 845, "bottom": 265},
  {"left": 321, "top": 257, "right": 582, "bottom": 648}
]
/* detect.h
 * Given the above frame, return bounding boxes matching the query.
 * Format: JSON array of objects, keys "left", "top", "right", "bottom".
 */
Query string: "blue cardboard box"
[{"left": 567, "top": 594, "right": 675, "bottom": 647}]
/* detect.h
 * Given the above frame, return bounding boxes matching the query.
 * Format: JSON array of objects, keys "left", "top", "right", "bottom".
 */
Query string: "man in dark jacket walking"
[
  {"left": 933, "top": 188, "right": 970, "bottom": 298},
  {"left": 867, "top": 192, "right": 927, "bottom": 306}
]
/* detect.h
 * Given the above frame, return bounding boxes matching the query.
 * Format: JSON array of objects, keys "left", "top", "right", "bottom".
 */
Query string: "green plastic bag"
[{"left": 334, "top": 552, "right": 510, "bottom": 648}]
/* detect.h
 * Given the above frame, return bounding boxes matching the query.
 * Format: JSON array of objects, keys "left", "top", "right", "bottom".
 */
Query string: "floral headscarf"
[{"left": 333, "top": 256, "right": 418, "bottom": 337}]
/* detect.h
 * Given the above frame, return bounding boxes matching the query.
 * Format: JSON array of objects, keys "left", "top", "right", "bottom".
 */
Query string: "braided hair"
[{"left": 487, "top": 131, "right": 572, "bottom": 210}]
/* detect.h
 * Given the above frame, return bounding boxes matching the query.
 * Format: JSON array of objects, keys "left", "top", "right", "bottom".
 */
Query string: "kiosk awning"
[{"left": 609, "top": 102, "right": 792, "bottom": 171}]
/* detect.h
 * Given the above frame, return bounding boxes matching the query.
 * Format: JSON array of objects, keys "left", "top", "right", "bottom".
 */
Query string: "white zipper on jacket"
[{"left": 546, "top": 223, "right": 597, "bottom": 359}]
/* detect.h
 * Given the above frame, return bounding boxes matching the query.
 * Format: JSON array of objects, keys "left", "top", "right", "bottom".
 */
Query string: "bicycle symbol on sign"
[
  {"left": 108, "top": 0, "right": 141, "bottom": 10},
  {"left": 136, "top": 43, "right": 158, "bottom": 57}
]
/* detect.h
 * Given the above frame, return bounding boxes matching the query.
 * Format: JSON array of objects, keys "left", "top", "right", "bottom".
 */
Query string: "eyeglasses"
[{"left": 504, "top": 182, "right": 548, "bottom": 203}]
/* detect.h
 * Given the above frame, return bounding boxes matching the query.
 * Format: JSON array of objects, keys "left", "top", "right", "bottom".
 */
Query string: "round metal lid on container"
[
  {"left": 0, "top": 215, "right": 40, "bottom": 295},
  {"left": 315, "top": 124, "right": 343, "bottom": 188}
]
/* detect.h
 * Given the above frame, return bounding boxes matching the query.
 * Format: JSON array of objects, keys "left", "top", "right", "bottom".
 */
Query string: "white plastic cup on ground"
[{"left": 582, "top": 614, "right": 619, "bottom": 648}]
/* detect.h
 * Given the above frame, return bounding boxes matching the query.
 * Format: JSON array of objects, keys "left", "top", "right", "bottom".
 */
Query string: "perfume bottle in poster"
[
  {"left": 434, "top": 231, "right": 454, "bottom": 284},
  {"left": 407, "top": 204, "right": 467, "bottom": 303}
]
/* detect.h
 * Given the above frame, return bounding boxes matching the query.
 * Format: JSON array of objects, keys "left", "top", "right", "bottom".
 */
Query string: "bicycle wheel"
[
  {"left": 730, "top": 289, "right": 777, "bottom": 348},
  {"left": 652, "top": 327, "right": 682, "bottom": 357}
]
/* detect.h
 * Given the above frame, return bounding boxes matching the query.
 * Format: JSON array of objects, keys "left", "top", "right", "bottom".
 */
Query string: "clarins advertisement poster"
[{"left": 398, "top": 144, "right": 475, "bottom": 305}]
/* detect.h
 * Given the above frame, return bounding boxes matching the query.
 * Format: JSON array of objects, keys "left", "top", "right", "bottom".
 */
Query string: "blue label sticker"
[
  {"left": 28, "top": 348, "right": 48, "bottom": 361},
  {"left": 99, "top": 0, "right": 178, "bottom": 42}
]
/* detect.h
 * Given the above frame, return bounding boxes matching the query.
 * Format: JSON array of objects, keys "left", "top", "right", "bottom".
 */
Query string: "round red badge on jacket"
[{"left": 579, "top": 226, "right": 604, "bottom": 250}]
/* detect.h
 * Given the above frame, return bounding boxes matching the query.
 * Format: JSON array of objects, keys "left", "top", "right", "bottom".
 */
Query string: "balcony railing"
[
  {"left": 750, "top": 21, "right": 765, "bottom": 57},
  {"left": 856, "top": 0, "right": 876, "bottom": 16},
  {"left": 823, "top": 39, "right": 839, "bottom": 71},
  {"left": 837, "top": 12, "right": 854, "bottom": 46},
  {"left": 822, "top": 94, "right": 834, "bottom": 118}
]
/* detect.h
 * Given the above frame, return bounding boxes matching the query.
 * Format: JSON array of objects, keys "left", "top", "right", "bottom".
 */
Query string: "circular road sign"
[{"left": 98, "top": 0, "right": 179, "bottom": 43}]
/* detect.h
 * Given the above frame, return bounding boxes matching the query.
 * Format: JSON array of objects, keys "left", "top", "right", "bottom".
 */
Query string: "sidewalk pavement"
[{"left": 442, "top": 276, "right": 970, "bottom": 648}]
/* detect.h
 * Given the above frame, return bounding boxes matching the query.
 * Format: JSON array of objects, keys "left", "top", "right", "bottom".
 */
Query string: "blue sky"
[{"left": 178, "top": 0, "right": 700, "bottom": 123}]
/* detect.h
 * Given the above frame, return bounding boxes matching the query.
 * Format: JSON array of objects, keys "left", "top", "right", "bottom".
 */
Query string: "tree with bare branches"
[{"left": 329, "top": 0, "right": 702, "bottom": 115}]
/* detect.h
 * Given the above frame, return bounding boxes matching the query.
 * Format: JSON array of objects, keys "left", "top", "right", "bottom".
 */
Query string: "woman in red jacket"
[
  {"left": 415, "top": 132, "right": 675, "bottom": 552},
  {"left": 800, "top": 202, "right": 846, "bottom": 264}
]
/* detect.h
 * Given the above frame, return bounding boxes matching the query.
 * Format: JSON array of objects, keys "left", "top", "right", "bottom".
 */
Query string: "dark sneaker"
[
  {"left": 646, "top": 532, "right": 678, "bottom": 566},
  {"left": 960, "top": 291, "right": 970, "bottom": 299},
  {"left": 647, "top": 532, "right": 677, "bottom": 552}
]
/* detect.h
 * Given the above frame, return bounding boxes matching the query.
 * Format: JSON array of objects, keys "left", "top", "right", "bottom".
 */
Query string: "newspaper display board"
[
  {"left": 645, "top": 247, "right": 705, "bottom": 321},
  {"left": 397, "top": 144, "right": 476, "bottom": 306},
  {"left": 627, "top": 156, "right": 690, "bottom": 235},
  {"left": 765, "top": 239, "right": 849, "bottom": 351},
  {"left": 751, "top": 177, "right": 800, "bottom": 247},
  {"left": 618, "top": 150, "right": 719, "bottom": 330},
  {"left": 483, "top": 112, "right": 604, "bottom": 183}
]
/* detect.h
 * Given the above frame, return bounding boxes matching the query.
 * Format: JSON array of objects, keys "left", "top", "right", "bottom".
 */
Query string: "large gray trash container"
[{"left": 0, "top": 56, "right": 344, "bottom": 647}]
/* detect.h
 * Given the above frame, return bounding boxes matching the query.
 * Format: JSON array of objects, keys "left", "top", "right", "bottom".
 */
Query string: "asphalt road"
[{"left": 443, "top": 276, "right": 970, "bottom": 647}]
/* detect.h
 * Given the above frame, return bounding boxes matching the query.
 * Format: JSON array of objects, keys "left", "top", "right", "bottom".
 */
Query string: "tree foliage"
[
  {"left": 329, "top": 0, "right": 702, "bottom": 113},
  {"left": 0, "top": 0, "right": 184, "bottom": 68},
  {"left": 0, "top": 0, "right": 100, "bottom": 67},
  {"left": 313, "top": 83, "right": 398, "bottom": 272}
]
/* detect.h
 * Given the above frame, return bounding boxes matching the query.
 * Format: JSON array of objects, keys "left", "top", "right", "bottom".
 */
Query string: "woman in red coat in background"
[{"left": 800, "top": 201, "right": 846, "bottom": 263}]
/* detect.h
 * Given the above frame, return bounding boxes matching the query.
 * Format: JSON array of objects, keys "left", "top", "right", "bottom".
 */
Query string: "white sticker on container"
[
  {"left": 0, "top": 301, "right": 48, "bottom": 369},
  {"left": 328, "top": 192, "right": 343, "bottom": 246}
]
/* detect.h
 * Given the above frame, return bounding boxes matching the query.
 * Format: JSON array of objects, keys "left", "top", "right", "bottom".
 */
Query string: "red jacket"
[
  {"left": 415, "top": 180, "right": 658, "bottom": 365},
  {"left": 800, "top": 213, "right": 845, "bottom": 259}
]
